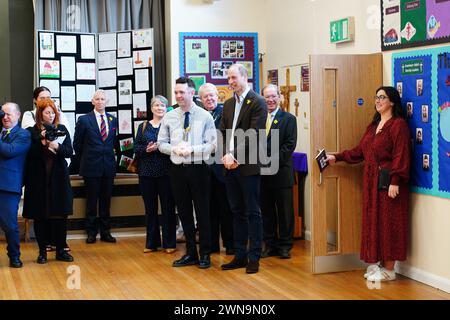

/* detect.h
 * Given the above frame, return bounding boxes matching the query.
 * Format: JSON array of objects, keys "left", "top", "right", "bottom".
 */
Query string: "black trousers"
[
  {"left": 210, "top": 173, "right": 233, "bottom": 251},
  {"left": 260, "top": 185, "right": 295, "bottom": 251},
  {"left": 169, "top": 163, "right": 211, "bottom": 257},
  {"left": 139, "top": 175, "right": 176, "bottom": 249},
  {"left": 34, "top": 218, "right": 67, "bottom": 252},
  {"left": 83, "top": 177, "right": 114, "bottom": 236}
]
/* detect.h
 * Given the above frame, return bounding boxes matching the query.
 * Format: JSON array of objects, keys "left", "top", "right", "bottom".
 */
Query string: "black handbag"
[{"left": 377, "top": 167, "right": 391, "bottom": 190}]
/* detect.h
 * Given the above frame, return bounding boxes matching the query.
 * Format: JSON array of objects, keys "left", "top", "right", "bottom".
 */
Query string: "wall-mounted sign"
[{"left": 330, "top": 17, "right": 355, "bottom": 44}]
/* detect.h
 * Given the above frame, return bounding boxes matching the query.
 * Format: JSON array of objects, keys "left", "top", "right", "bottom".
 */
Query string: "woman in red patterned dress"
[{"left": 326, "top": 86, "right": 411, "bottom": 281}]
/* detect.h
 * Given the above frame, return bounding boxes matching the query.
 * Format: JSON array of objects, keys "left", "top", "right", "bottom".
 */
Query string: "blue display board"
[{"left": 392, "top": 45, "right": 450, "bottom": 199}]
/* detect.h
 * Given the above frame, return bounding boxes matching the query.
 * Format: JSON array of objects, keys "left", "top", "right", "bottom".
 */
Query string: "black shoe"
[
  {"left": 9, "top": 258, "right": 23, "bottom": 268},
  {"left": 279, "top": 249, "right": 291, "bottom": 259},
  {"left": 246, "top": 260, "right": 260, "bottom": 274},
  {"left": 86, "top": 235, "right": 96, "bottom": 244},
  {"left": 261, "top": 248, "right": 278, "bottom": 258},
  {"left": 100, "top": 234, "right": 116, "bottom": 243},
  {"left": 225, "top": 248, "right": 235, "bottom": 256},
  {"left": 198, "top": 255, "right": 211, "bottom": 269},
  {"left": 37, "top": 251, "right": 48, "bottom": 264},
  {"left": 56, "top": 251, "right": 74, "bottom": 262},
  {"left": 172, "top": 255, "right": 199, "bottom": 267},
  {"left": 221, "top": 257, "right": 248, "bottom": 270}
]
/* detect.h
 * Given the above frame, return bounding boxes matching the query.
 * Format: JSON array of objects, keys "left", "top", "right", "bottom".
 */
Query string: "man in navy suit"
[
  {"left": 0, "top": 102, "right": 31, "bottom": 268},
  {"left": 260, "top": 84, "right": 297, "bottom": 259},
  {"left": 220, "top": 64, "right": 267, "bottom": 274},
  {"left": 73, "top": 90, "right": 118, "bottom": 244}
]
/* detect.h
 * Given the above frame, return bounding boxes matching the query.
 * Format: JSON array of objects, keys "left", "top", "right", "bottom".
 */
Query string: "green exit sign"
[{"left": 330, "top": 17, "right": 355, "bottom": 44}]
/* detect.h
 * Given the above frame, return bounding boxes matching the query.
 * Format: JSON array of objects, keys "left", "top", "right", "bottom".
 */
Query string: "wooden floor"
[{"left": 0, "top": 237, "right": 449, "bottom": 300}]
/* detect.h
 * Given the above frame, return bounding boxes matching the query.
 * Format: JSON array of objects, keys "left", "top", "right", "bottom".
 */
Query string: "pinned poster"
[
  {"left": 98, "top": 33, "right": 116, "bottom": 51},
  {"left": 133, "top": 49, "right": 152, "bottom": 68},
  {"left": 40, "top": 79, "right": 60, "bottom": 97},
  {"left": 60, "top": 86, "right": 76, "bottom": 111},
  {"left": 56, "top": 35, "right": 77, "bottom": 53},
  {"left": 80, "top": 34, "right": 96, "bottom": 59},
  {"left": 61, "top": 56, "right": 76, "bottom": 81},
  {"left": 39, "top": 32, "right": 54, "bottom": 58},
  {"left": 118, "top": 32, "right": 131, "bottom": 57},
  {"left": 117, "top": 57, "right": 133, "bottom": 76},
  {"left": 120, "top": 137, "right": 134, "bottom": 152},
  {"left": 39, "top": 60, "right": 60, "bottom": 78},
  {"left": 118, "top": 80, "right": 132, "bottom": 105},
  {"left": 135, "top": 69, "right": 149, "bottom": 92},
  {"left": 132, "top": 29, "right": 153, "bottom": 48},
  {"left": 76, "top": 63, "right": 96, "bottom": 80},
  {"left": 98, "top": 69, "right": 117, "bottom": 88},
  {"left": 104, "top": 89, "right": 117, "bottom": 107},
  {"left": 76, "top": 84, "right": 96, "bottom": 102},
  {"left": 118, "top": 109, "right": 132, "bottom": 134},
  {"left": 382, "top": 0, "right": 401, "bottom": 46},
  {"left": 133, "top": 93, "right": 147, "bottom": 118},
  {"left": 98, "top": 51, "right": 117, "bottom": 69}
]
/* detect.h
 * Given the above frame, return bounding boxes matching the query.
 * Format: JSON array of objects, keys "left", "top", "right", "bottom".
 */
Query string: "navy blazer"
[
  {"left": 0, "top": 125, "right": 31, "bottom": 194},
  {"left": 73, "top": 111, "right": 118, "bottom": 178}
]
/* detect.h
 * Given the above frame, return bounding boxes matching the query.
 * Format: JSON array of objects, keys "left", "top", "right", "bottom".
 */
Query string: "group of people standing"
[
  {"left": 0, "top": 63, "right": 410, "bottom": 282},
  {"left": 135, "top": 64, "right": 298, "bottom": 274}
]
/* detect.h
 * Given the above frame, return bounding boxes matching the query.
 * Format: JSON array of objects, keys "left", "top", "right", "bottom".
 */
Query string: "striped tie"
[
  {"left": 1, "top": 129, "right": 9, "bottom": 141},
  {"left": 100, "top": 115, "right": 107, "bottom": 141}
]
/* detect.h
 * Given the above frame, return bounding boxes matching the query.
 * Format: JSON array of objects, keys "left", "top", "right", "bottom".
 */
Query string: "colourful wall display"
[
  {"left": 36, "top": 29, "right": 154, "bottom": 174},
  {"left": 179, "top": 32, "right": 259, "bottom": 94},
  {"left": 382, "top": 0, "right": 450, "bottom": 51},
  {"left": 392, "top": 45, "right": 450, "bottom": 199}
]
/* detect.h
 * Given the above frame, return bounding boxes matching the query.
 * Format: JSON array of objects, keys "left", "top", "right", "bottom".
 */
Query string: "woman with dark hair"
[
  {"left": 326, "top": 86, "right": 411, "bottom": 282},
  {"left": 22, "top": 98, "right": 74, "bottom": 264}
]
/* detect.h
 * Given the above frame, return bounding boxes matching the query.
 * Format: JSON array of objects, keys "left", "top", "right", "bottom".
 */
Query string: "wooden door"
[{"left": 310, "top": 53, "right": 383, "bottom": 274}]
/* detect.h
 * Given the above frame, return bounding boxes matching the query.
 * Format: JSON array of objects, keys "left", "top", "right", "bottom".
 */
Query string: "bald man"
[{"left": 0, "top": 102, "right": 31, "bottom": 268}]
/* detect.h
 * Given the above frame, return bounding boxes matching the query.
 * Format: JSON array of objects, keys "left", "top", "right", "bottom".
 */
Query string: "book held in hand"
[{"left": 315, "top": 148, "right": 329, "bottom": 172}]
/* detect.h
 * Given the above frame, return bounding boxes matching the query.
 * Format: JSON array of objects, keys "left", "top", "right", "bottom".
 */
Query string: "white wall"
[{"left": 166, "top": 0, "right": 267, "bottom": 103}]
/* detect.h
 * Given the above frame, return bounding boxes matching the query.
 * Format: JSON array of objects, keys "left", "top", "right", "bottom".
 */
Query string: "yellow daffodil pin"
[
  {"left": 109, "top": 117, "right": 113, "bottom": 121},
  {"left": 274, "top": 119, "right": 279, "bottom": 125},
  {"left": 246, "top": 99, "right": 251, "bottom": 105}
]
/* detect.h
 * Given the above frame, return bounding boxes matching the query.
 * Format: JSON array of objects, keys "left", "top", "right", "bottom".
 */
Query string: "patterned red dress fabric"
[{"left": 335, "top": 117, "right": 411, "bottom": 263}]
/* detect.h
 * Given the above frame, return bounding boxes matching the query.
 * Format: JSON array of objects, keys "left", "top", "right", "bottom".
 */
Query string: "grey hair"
[
  {"left": 261, "top": 84, "right": 280, "bottom": 96},
  {"left": 198, "top": 83, "right": 218, "bottom": 98},
  {"left": 151, "top": 95, "right": 169, "bottom": 108},
  {"left": 2, "top": 102, "right": 21, "bottom": 113}
]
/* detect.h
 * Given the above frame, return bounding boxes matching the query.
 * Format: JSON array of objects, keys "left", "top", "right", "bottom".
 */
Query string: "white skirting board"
[{"left": 396, "top": 262, "right": 450, "bottom": 294}]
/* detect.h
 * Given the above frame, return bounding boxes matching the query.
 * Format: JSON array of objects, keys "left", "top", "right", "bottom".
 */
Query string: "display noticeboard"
[
  {"left": 179, "top": 32, "right": 259, "bottom": 104},
  {"left": 381, "top": 0, "right": 450, "bottom": 51},
  {"left": 36, "top": 29, "right": 154, "bottom": 174},
  {"left": 392, "top": 45, "right": 450, "bottom": 199}
]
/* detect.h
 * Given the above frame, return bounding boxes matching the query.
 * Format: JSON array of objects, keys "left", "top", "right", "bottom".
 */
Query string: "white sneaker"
[
  {"left": 367, "top": 267, "right": 396, "bottom": 282},
  {"left": 364, "top": 264, "right": 380, "bottom": 279}
]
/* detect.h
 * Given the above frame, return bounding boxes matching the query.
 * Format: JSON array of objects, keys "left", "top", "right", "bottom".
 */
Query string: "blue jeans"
[
  {"left": 225, "top": 169, "right": 262, "bottom": 261},
  {"left": 0, "top": 191, "right": 21, "bottom": 260}
]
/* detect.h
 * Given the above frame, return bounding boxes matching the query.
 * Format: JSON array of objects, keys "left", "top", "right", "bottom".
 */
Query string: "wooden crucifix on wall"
[{"left": 280, "top": 68, "right": 297, "bottom": 112}]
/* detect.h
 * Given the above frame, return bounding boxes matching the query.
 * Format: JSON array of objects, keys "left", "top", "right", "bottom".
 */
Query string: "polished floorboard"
[{"left": 0, "top": 237, "right": 449, "bottom": 300}]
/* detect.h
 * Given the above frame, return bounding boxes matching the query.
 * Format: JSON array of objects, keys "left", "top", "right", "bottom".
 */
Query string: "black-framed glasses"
[{"left": 374, "top": 95, "right": 388, "bottom": 101}]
